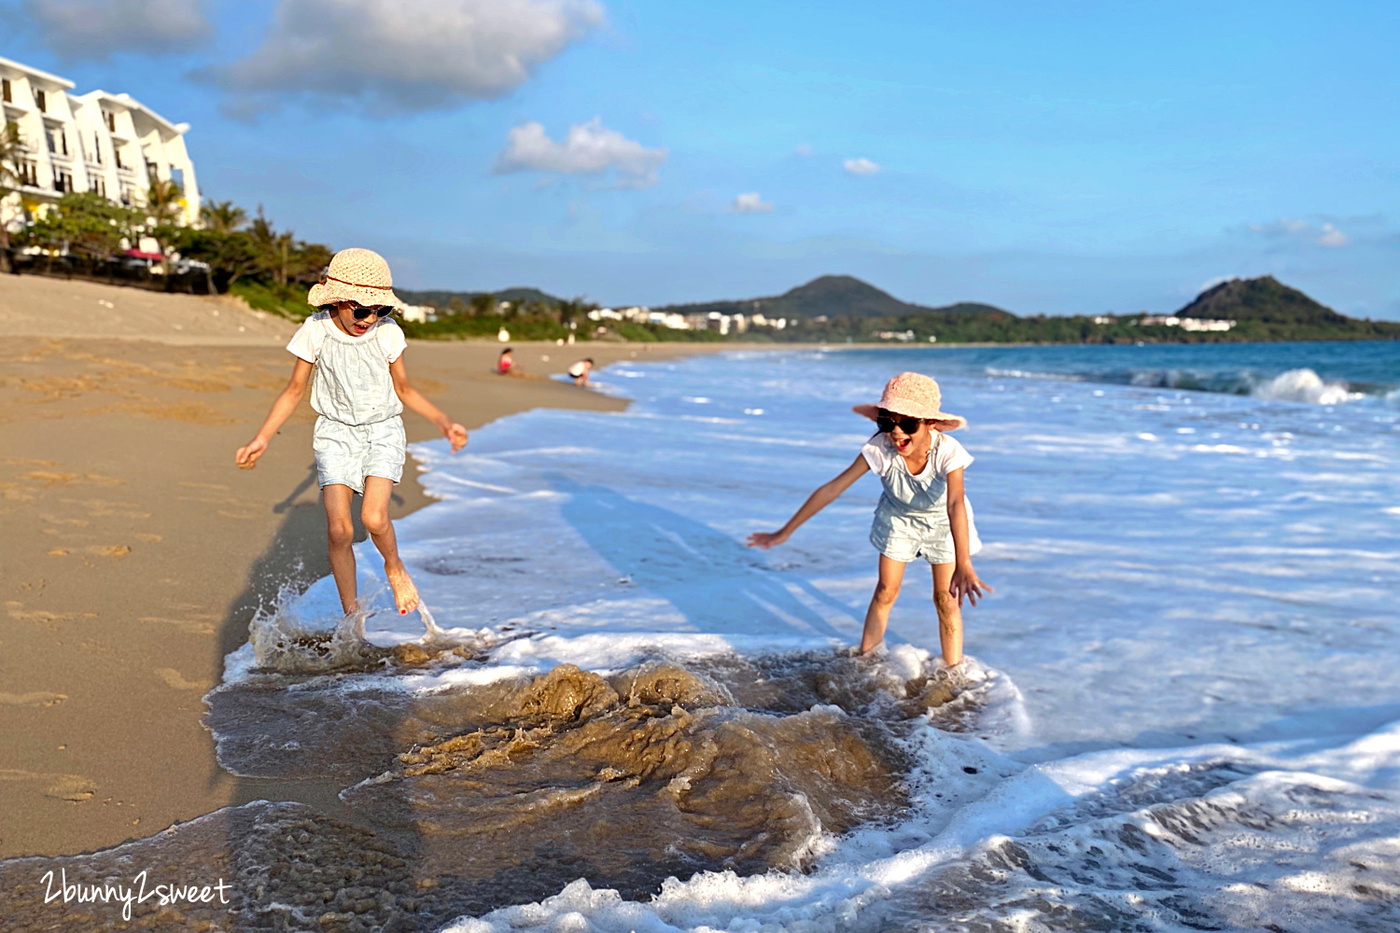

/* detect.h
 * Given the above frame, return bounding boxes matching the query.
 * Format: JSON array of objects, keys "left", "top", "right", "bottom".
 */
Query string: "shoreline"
[{"left": 0, "top": 325, "right": 758, "bottom": 860}]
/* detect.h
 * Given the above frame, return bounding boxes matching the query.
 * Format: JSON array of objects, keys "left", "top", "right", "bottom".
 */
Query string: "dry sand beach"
[{"left": 0, "top": 274, "right": 736, "bottom": 860}]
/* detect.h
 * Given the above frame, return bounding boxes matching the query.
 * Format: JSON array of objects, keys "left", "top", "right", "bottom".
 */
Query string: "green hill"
[
  {"left": 1172, "top": 276, "right": 1350, "bottom": 325},
  {"left": 657, "top": 275, "right": 1009, "bottom": 320},
  {"left": 398, "top": 286, "right": 566, "bottom": 309}
]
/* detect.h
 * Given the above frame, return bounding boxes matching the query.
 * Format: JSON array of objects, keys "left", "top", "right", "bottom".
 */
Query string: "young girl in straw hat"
[
  {"left": 748, "top": 372, "right": 991, "bottom": 664},
  {"left": 236, "top": 248, "right": 468, "bottom": 617}
]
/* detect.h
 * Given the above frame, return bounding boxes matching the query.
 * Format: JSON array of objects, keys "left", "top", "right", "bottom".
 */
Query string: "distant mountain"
[
  {"left": 398, "top": 286, "right": 566, "bottom": 309},
  {"left": 657, "top": 275, "right": 1009, "bottom": 319},
  {"left": 1172, "top": 276, "right": 1350, "bottom": 325}
]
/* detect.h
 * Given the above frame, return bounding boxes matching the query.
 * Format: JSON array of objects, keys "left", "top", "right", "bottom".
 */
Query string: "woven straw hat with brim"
[
  {"left": 853, "top": 372, "right": 967, "bottom": 430},
  {"left": 307, "top": 248, "right": 404, "bottom": 311}
]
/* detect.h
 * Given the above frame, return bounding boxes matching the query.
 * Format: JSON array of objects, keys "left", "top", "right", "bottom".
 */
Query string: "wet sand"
[{"left": 0, "top": 275, "right": 747, "bottom": 860}]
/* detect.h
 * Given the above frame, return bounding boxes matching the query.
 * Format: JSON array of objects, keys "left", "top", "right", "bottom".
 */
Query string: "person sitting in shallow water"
[
  {"left": 748, "top": 372, "right": 991, "bottom": 665},
  {"left": 568, "top": 358, "right": 594, "bottom": 387}
]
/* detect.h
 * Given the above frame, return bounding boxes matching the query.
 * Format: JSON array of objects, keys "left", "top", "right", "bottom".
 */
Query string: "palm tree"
[
  {"left": 200, "top": 199, "right": 246, "bottom": 234},
  {"left": 145, "top": 178, "right": 184, "bottom": 226},
  {"left": 249, "top": 205, "right": 298, "bottom": 285},
  {"left": 0, "top": 121, "right": 27, "bottom": 262},
  {"left": 143, "top": 178, "right": 185, "bottom": 272}
]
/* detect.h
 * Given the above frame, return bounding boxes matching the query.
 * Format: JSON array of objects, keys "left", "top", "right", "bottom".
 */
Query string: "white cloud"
[
  {"left": 843, "top": 157, "right": 880, "bottom": 176},
  {"left": 23, "top": 0, "right": 210, "bottom": 58},
  {"left": 732, "top": 192, "right": 772, "bottom": 213},
  {"left": 1317, "top": 223, "right": 1349, "bottom": 247},
  {"left": 495, "top": 118, "right": 666, "bottom": 188},
  {"left": 204, "top": 0, "right": 603, "bottom": 114},
  {"left": 1249, "top": 217, "right": 1349, "bottom": 248},
  {"left": 794, "top": 143, "right": 813, "bottom": 157}
]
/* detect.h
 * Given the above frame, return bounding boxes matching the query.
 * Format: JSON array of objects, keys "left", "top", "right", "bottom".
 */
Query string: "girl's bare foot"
[{"left": 384, "top": 562, "right": 420, "bottom": 615}]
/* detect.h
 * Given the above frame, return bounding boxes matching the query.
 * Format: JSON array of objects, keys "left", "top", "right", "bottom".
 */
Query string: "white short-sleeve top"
[
  {"left": 286, "top": 311, "right": 406, "bottom": 365},
  {"left": 860, "top": 431, "right": 973, "bottom": 480},
  {"left": 286, "top": 312, "right": 406, "bottom": 426}
]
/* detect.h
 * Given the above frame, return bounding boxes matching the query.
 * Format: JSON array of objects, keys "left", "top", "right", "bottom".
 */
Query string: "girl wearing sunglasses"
[
  {"left": 236, "top": 248, "right": 468, "bottom": 620},
  {"left": 747, "top": 372, "right": 990, "bottom": 665}
]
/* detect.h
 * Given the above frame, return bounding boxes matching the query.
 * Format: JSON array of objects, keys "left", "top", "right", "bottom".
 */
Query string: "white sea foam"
[
  {"left": 1253, "top": 367, "right": 1358, "bottom": 405},
  {"left": 213, "top": 348, "right": 1400, "bottom": 931}
]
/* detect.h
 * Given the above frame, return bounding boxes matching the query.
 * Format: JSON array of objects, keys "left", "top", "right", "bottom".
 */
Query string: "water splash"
[{"left": 1253, "top": 367, "right": 1357, "bottom": 405}]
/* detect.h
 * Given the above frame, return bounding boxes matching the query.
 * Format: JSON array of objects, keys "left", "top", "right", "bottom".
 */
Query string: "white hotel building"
[{"left": 1, "top": 55, "right": 200, "bottom": 236}]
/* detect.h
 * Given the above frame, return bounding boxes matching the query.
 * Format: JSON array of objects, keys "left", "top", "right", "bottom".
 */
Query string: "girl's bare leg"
[
  {"left": 931, "top": 561, "right": 963, "bottom": 667},
  {"left": 859, "top": 555, "right": 907, "bottom": 654},
  {"left": 361, "top": 476, "right": 419, "bottom": 615},
  {"left": 323, "top": 484, "right": 359, "bottom": 614}
]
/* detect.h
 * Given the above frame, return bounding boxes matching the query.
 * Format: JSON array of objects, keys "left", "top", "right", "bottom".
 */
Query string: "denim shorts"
[
  {"left": 312, "top": 415, "right": 406, "bottom": 495},
  {"left": 870, "top": 512, "right": 956, "bottom": 564}
]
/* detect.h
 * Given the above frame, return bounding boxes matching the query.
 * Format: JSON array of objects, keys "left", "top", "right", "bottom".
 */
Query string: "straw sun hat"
[
  {"left": 307, "top": 248, "right": 404, "bottom": 310},
  {"left": 853, "top": 372, "right": 967, "bottom": 430}
]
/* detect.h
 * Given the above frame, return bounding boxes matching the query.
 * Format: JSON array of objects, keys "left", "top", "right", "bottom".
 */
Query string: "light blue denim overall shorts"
[
  {"left": 310, "top": 327, "right": 405, "bottom": 495},
  {"left": 869, "top": 445, "right": 957, "bottom": 564}
]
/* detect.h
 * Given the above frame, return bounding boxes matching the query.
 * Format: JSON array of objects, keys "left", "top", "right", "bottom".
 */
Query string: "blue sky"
[{"left": 4, "top": 0, "right": 1397, "bottom": 316}]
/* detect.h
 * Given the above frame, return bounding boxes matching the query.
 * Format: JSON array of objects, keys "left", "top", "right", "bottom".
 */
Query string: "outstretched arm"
[
  {"left": 235, "top": 358, "right": 314, "bottom": 468},
  {"left": 945, "top": 468, "right": 992, "bottom": 605},
  {"left": 747, "top": 454, "right": 870, "bottom": 548},
  {"left": 389, "top": 356, "right": 468, "bottom": 452}
]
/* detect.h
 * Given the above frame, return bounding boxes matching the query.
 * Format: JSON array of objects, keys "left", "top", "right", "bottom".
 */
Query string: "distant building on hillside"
[
  {"left": 1, "top": 55, "right": 201, "bottom": 235},
  {"left": 1137, "top": 315, "right": 1236, "bottom": 332}
]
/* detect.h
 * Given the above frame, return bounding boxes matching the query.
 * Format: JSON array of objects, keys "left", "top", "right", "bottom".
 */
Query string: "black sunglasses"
[
  {"left": 876, "top": 410, "right": 924, "bottom": 435},
  {"left": 321, "top": 303, "right": 393, "bottom": 320},
  {"left": 351, "top": 305, "right": 394, "bottom": 321}
]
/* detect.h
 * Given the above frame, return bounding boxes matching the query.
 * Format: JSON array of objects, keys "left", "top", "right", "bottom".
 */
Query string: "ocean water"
[{"left": 4, "top": 342, "right": 1399, "bottom": 932}]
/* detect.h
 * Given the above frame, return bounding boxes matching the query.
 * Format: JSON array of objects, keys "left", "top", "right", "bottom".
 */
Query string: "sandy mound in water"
[{"left": 10, "top": 651, "right": 984, "bottom": 930}]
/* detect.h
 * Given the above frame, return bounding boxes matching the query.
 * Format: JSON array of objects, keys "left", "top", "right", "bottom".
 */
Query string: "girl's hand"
[
  {"left": 445, "top": 422, "right": 469, "bottom": 453},
  {"left": 235, "top": 437, "right": 268, "bottom": 469},
  {"left": 746, "top": 531, "right": 788, "bottom": 549},
  {"left": 950, "top": 563, "right": 992, "bottom": 606}
]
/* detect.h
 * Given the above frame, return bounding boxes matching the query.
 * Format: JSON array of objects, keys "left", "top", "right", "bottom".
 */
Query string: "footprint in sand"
[
  {"left": 4, "top": 602, "right": 98, "bottom": 624},
  {"left": 140, "top": 613, "right": 214, "bottom": 636},
  {"left": 154, "top": 668, "right": 212, "bottom": 691},
  {"left": 0, "top": 769, "right": 97, "bottom": 802},
  {"left": 0, "top": 691, "right": 68, "bottom": 707},
  {"left": 84, "top": 545, "right": 131, "bottom": 559}
]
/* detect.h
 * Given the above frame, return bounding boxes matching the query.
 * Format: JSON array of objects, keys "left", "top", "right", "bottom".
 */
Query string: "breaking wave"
[{"left": 985, "top": 364, "right": 1369, "bottom": 404}]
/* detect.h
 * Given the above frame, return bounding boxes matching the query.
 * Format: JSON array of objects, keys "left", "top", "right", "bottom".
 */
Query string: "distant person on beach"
[
  {"left": 747, "top": 372, "right": 991, "bottom": 664},
  {"left": 235, "top": 248, "right": 468, "bottom": 617},
  {"left": 496, "top": 347, "right": 514, "bottom": 375},
  {"left": 568, "top": 358, "right": 594, "bottom": 387}
]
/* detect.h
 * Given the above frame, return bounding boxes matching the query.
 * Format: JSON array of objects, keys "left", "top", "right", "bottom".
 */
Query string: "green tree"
[
  {"left": 21, "top": 191, "right": 139, "bottom": 261},
  {"left": 141, "top": 178, "right": 186, "bottom": 271},
  {"left": 200, "top": 199, "right": 246, "bottom": 234},
  {"left": 0, "top": 121, "right": 26, "bottom": 257},
  {"left": 293, "top": 241, "right": 333, "bottom": 284},
  {"left": 174, "top": 228, "right": 261, "bottom": 288}
]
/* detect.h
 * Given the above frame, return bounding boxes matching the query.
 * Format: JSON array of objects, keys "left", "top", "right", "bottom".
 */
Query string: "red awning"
[{"left": 124, "top": 249, "right": 164, "bottom": 261}]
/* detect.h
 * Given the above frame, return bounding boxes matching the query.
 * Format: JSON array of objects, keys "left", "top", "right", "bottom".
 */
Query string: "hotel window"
[
  {"left": 34, "top": 89, "right": 46, "bottom": 112},
  {"left": 114, "top": 146, "right": 124, "bottom": 169},
  {"left": 54, "top": 170, "right": 72, "bottom": 193},
  {"left": 92, "top": 175, "right": 107, "bottom": 198},
  {"left": 46, "top": 126, "right": 68, "bottom": 156},
  {"left": 104, "top": 110, "right": 116, "bottom": 132},
  {"left": 18, "top": 160, "right": 38, "bottom": 187},
  {"left": 91, "top": 133, "right": 102, "bottom": 164},
  {"left": 2, "top": 79, "right": 11, "bottom": 104}
]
